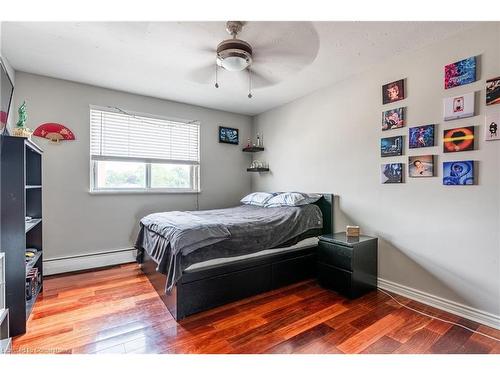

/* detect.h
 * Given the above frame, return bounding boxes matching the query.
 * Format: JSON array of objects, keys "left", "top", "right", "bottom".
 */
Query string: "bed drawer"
[
  {"left": 179, "top": 265, "right": 273, "bottom": 317},
  {"left": 271, "top": 253, "right": 316, "bottom": 288}
]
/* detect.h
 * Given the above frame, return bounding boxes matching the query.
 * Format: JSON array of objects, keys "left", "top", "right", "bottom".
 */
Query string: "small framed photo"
[
  {"left": 486, "top": 77, "right": 500, "bottom": 106},
  {"left": 382, "top": 107, "right": 406, "bottom": 131},
  {"left": 443, "top": 92, "right": 475, "bottom": 121},
  {"left": 409, "top": 155, "right": 435, "bottom": 177},
  {"left": 444, "top": 56, "right": 476, "bottom": 89},
  {"left": 443, "top": 126, "right": 474, "bottom": 153},
  {"left": 218, "top": 126, "right": 239, "bottom": 145},
  {"left": 409, "top": 125, "right": 435, "bottom": 149},
  {"left": 381, "top": 136, "right": 403, "bottom": 157},
  {"left": 485, "top": 112, "right": 500, "bottom": 141},
  {"left": 443, "top": 161, "right": 474, "bottom": 185},
  {"left": 382, "top": 79, "right": 405, "bottom": 105},
  {"left": 381, "top": 163, "right": 403, "bottom": 184}
]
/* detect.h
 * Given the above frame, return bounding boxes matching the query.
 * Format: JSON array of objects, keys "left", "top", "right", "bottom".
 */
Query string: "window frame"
[{"left": 89, "top": 106, "right": 200, "bottom": 194}]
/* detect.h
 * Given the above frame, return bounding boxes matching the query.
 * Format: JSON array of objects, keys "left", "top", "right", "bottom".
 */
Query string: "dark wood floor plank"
[{"left": 11, "top": 263, "right": 500, "bottom": 354}]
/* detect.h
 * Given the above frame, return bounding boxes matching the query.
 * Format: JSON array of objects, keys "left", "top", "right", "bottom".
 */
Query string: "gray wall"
[
  {"left": 13, "top": 72, "right": 253, "bottom": 260},
  {"left": 252, "top": 23, "right": 500, "bottom": 316}
]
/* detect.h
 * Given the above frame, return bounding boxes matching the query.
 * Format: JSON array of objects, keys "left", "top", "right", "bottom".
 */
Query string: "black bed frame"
[{"left": 140, "top": 194, "right": 334, "bottom": 321}]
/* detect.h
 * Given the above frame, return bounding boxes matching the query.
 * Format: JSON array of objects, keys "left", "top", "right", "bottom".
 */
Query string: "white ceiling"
[{"left": 2, "top": 21, "right": 481, "bottom": 116}]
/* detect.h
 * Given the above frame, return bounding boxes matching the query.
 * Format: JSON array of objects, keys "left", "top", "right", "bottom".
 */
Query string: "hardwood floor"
[{"left": 12, "top": 263, "right": 500, "bottom": 354}]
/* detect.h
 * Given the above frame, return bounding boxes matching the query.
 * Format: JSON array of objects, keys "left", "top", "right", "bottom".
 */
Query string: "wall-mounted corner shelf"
[
  {"left": 247, "top": 168, "right": 270, "bottom": 172},
  {"left": 242, "top": 146, "right": 264, "bottom": 153}
]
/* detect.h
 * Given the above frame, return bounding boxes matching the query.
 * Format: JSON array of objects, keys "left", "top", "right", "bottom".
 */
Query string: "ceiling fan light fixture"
[{"left": 216, "top": 39, "right": 253, "bottom": 72}]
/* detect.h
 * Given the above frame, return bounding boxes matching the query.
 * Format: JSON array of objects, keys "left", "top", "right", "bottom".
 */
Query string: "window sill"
[{"left": 89, "top": 189, "right": 201, "bottom": 195}]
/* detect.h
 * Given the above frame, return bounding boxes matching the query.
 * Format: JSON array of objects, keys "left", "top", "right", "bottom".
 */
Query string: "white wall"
[
  {"left": 0, "top": 22, "right": 16, "bottom": 129},
  {"left": 252, "top": 23, "right": 500, "bottom": 319},
  {"left": 13, "top": 72, "right": 253, "bottom": 261}
]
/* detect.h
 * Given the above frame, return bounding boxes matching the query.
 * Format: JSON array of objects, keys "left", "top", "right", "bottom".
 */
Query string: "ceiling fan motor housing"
[{"left": 216, "top": 39, "right": 253, "bottom": 71}]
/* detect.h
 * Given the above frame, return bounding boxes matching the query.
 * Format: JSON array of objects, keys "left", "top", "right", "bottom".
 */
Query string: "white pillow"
[
  {"left": 265, "top": 192, "right": 322, "bottom": 207},
  {"left": 240, "top": 192, "right": 275, "bottom": 207}
]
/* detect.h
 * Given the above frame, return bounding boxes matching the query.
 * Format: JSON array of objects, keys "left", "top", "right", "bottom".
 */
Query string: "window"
[{"left": 90, "top": 107, "right": 200, "bottom": 193}]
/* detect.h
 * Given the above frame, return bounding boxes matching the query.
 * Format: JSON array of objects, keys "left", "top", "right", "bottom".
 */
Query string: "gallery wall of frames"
[{"left": 380, "top": 56, "right": 500, "bottom": 185}]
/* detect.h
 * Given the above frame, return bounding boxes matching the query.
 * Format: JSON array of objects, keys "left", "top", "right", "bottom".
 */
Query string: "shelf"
[
  {"left": 25, "top": 138, "right": 43, "bottom": 155},
  {"left": 242, "top": 146, "right": 265, "bottom": 153},
  {"left": 25, "top": 185, "right": 42, "bottom": 189},
  {"left": 247, "top": 168, "right": 270, "bottom": 172},
  {"left": 26, "top": 251, "right": 42, "bottom": 274},
  {"left": 25, "top": 218, "right": 42, "bottom": 233},
  {"left": 26, "top": 284, "right": 41, "bottom": 319}
]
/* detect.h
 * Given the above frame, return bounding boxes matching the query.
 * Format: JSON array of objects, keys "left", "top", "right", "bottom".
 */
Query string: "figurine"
[{"left": 16, "top": 101, "right": 28, "bottom": 128}]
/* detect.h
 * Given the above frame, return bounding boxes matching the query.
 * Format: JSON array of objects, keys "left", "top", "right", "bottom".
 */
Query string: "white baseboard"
[
  {"left": 378, "top": 277, "right": 500, "bottom": 330},
  {"left": 43, "top": 248, "right": 136, "bottom": 276}
]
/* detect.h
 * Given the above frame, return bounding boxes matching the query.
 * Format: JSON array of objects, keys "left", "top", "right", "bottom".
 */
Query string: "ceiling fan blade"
[
  {"left": 250, "top": 67, "right": 279, "bottom": 88},
  {"left": 188, "top": 63, "right": 216, "bottom": 84}
]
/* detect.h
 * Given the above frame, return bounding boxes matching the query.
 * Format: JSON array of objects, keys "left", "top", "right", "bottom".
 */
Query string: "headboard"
[{"left": 313, "top": 193, "right": 334, "bottom": 235}]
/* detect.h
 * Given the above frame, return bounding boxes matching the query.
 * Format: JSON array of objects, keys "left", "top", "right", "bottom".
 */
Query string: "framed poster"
[{"left": 218, "top": 126, "right": 239, "bottom": 145}]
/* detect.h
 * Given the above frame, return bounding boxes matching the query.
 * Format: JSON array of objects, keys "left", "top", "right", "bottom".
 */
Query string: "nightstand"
[{"left": 317, "top": 233, "right": 378, "bottom": 298}]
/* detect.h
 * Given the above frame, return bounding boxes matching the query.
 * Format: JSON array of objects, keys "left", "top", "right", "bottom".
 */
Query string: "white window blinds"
[{"left": 90, "top": 107, "right": 200, "bottom": 164}]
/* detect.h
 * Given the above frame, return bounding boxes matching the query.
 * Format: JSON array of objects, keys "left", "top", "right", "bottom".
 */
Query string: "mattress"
[{"left": 185, "top": 236, "right": 319, "bottom": 271}]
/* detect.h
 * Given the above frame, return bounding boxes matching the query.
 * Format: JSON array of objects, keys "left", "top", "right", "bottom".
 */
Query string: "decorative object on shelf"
[
  {"left": 380, "top": 135, "right": 403, "bottom": 157},
  {"left": 486, "top": 77, "right": 500, "bottom": 106},
  {"left": 11, "top": 101, "right": 33, "bottom": 138},
  {"left": 346, "top": 225, "right": 360, "bottom": 238},
  {"left": 218, "top": 126, "right": 239, "bottom": 145},
  {"left": 0, "top": 58, "right": 14, "bottom": 136},
  {"left": 409, "top": 155, "right": 435, "bottom": 177},
  {"left": 246, "top": 137, "right": 251, "bottom": 148},
  {"left": 443, "top": 92, "right": 475, "bottom": 121},
  {"left": 443, "top": 126, "right": 475, "bottom": 153},
  {"left": 382, "top": 107, "right": 405, "bottom": 130},
  {"left": 444, "top": 56, "right": 476, "bottom": 89},
  {"left": 256, "top": 132, "right": 263, "bottom": 147},
  {"left": 485, "top": 112, "right": 499, "bottom": 141},
  {"left": 33, "top": 122, "right": 76, "bottom": 143},
  {"left": 409, "top": 124, "right": 435, "bottom": 148},
  {"left": 382, "top": 79, "right": 405, "bottom": 105},
  {"left": 247, "top": 160, "right": 269, "bottom": 172},
  {"left": 380, "top": 163, "right": 403, "bottom": 184},
  {"left": 443, "top": 160, "right": 474, "bottom": 185}
]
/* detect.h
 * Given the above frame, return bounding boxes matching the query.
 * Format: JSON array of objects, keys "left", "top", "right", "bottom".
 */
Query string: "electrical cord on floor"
[{"left": 377, "top": 288, "right": 500, "bottom": 343}]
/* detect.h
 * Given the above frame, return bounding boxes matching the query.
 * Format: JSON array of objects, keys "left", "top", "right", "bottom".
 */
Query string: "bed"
[{"left": 136, "top": 193, "right": 333, "bottom": 320}]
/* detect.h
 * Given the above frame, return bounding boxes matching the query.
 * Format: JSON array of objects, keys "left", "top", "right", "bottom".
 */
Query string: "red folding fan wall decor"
[{"left": 33, "top": 123, "right": 75, "bottom": 143}]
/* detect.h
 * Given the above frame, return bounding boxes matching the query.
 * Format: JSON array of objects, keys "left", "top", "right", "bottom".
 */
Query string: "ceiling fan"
[{"left": 189, "top": 21, "right": 319, "bottom": 99}]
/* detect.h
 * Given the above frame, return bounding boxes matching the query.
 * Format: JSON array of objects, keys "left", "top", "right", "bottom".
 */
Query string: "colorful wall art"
[
  {"left": 409, "top": 125, "right": 435, "bottom": 148},
  {"left": 381, "top": 163, "right": 403, "bottom": 184},
  {"left": 486, "top": 77, "right": 500, "bottom": 106},
  {"left": 443, "top": 126, "right": 475, "bottom": 153},
  {"left": 443, "top": 92, "right": 475, "bottom": 121},
  {"left": 485, "top": 112, "right": 500, "bottom": 141},
  {"left": 382, "top": 107, "right": 406, "bottom": 130},
  {"left": 443, "top": 161, "right": 474, "bottom": 185},
  {"left": 33, "top": 123, "right": 75, "bottom": 143},
  {"left": 382, "top": 79, "right": 405, "bottom": 105},
  {"left": 409, "top": 155, "right": 435, "bottom": 177},
  {"left": 381, "top": 136, "right": 403, "bottom": 157},
  {"left": 444, "top": 56, "right": 476, "bottom": 89},
  {"left": 218, "top": 126, "right": 239, "bottom": 145}
]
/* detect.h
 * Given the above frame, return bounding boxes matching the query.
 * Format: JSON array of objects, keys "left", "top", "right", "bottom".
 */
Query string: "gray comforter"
[{"left": 135, "top": 204, "right": 323, "bottom": 292}]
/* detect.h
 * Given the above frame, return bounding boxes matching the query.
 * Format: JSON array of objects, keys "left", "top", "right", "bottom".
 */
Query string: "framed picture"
[
  {"left": 382, "top": 79, "right": 405, "bottom": 105},
  {"left": 382, "top": 107, "right": 406, "bottom": 130},
  {"left": 486, "top": 77, "right": 500, "bottom": 106},
  {"left": 381, "top": 136, "right": 403, "bottom": 157},
  {"left": 443, "top": 126, "right": 474, "bottom": 153},
  {"left": 409, "top": 125, "right": 435, "bottom": 148},
  {"left": 443, "top": 92, "right": 475, "bottom": 121},
  {"left": 444, "top": 56, "right": 476, "bottom": 89},
  {"left": 0, "top": 58, "right": 14, "bottom": 135},
  {"left": 409, "top": 155, "right": 435, "bottom": 177},
  {"left": 485, "top": 112, "right": 500, "bottom": 141},
  {"left": 443, "top": 161, "right": 474, "bottom": 185},
  {"left": 381, "top": 163, "right": 403, "bottom": 184},
  {"left": 218, "top": 126, "right": 239, "bottom": 145}
]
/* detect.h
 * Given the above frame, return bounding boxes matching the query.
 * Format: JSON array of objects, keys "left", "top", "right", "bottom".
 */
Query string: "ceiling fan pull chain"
[
  {"left": 215, "top": 63, "right": 219, "bottom": 88},
  {"left": 248, "top": 69, "right": 253, "bottom": 99}
]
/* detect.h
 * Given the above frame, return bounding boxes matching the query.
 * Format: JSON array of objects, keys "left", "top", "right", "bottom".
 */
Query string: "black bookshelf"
[{"left": 0, "top": 135, "right": 43, "bottom": 336}]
